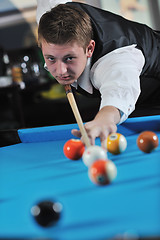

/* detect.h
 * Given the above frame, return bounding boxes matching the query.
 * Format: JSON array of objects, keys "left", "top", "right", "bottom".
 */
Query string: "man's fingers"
[
  {"left": 71, "top": 129, "right": 82, "bottom": 138},
  {"left": 101, "top": 138, "right": 108, "bottom": 150}
]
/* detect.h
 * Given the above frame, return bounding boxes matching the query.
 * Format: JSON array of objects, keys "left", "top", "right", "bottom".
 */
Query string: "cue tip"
[{"left": 64, "top": 84, "right": 72, "bottom": 95}]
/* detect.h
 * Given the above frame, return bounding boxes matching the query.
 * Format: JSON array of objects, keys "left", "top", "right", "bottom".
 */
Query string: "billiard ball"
[
  {"left": 137, "top": 131, "right": 159, "bottom": 153},
  {"left": 88, "top": 159, "right": 117, "bottom": 185},
  {"left": 107, "top": 133, "right": 127, "bottom": 155},
  {"left": 31, "top": 200, "right": 62, "bottom": 227},
  {"left": 63, "top": 139, "right": 85, "bottom": 160},
  {"left": 82, "top": 145, "right": 107, "bottom": 167}
]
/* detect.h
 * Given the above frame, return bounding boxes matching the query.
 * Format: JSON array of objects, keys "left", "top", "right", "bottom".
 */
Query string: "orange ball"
[
  {"left": 107, "top": 133, "right": 127, "bottom": 155},
  {"left": 137, "top": 131, "right": 159, "bottom": 153},
  {"left": 88, "top": 159, "right": 117, "bottom": 185},
  {"left": 63, "top": 139, "right": 85, "bottom": 160}
]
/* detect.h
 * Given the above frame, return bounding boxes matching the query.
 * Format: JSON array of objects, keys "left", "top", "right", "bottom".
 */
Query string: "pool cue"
[{"left": 64, "top": 84, "right": 91, "bottom": 148}]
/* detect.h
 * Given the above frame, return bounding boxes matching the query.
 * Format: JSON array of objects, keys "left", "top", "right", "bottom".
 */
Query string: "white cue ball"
[{"left": 82, "top": 145, "right": 107, "bottom": 167}]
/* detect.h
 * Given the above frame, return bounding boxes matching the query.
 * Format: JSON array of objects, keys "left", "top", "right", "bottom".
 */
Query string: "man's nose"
[{"left": 56, "top": 61, "right": 67, "bottom": 75}]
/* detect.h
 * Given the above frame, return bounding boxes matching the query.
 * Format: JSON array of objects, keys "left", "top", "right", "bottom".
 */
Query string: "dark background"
[{"left": 0, "top": 0, "right": 160, "bottom": 132}]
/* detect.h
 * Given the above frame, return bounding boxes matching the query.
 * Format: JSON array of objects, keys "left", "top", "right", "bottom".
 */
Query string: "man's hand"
[{"left": 71, "top": 106, "right": 121, "bottom": 149}]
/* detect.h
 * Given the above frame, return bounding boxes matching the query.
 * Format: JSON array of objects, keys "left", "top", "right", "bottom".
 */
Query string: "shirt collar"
[{"left": 71, "top": 57, "right": 93, "bottom": 94}]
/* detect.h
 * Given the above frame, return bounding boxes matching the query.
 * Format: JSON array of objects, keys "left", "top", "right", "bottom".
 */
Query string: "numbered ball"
[
  {"left": 137, "top": 131, "right": 159, "bottom": 153},
  {"left": 88, "top": 159, "right": 117, "bottom": 185},
  {"left": 31, "top": 200, "right": 62, "bottom": 227},
  {"left": 63, "top": 139, "right": 85, "bottom": 160},
  {"left": 107, "top": 133, "right": 127, "bottom": 155},
  {"left": 82, "top": 145, "right": 107, "bottom": 167}
]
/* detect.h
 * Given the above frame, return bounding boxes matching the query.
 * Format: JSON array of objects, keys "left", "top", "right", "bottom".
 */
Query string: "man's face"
[{"left": 41, "top": 40, "right": 94, "bottom": 85}]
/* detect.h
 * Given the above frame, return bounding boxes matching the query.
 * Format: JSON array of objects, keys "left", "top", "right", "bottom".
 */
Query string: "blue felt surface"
[{"left": 0, "top": 116, "right": 160, "bottom": 240}]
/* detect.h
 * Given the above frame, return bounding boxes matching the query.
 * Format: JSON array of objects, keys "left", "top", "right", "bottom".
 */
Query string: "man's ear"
[{"left": 86, "top": 40, "right": 95, "bottom": 58}]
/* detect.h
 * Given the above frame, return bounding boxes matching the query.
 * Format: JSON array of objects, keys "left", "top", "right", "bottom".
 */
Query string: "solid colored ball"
[
  {"left": 107, "top": 133, "right": 127, "bottom": 155},
  {"left": 63, "top": 139, "right": 85, "bottom": 160},
  {"left": 82, "top": 145, "right": 107, "bottom": 167},
  {"left": 88, "top": 159, "right": 117, "bottom": 185},
  {"left": 31, "top": 200, "right": 62, "bottom": 227},
  {"left": 137, "top": 131, "right": 159, "bottom": 153}
]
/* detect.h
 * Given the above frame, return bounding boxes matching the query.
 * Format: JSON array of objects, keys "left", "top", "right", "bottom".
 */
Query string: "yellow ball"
[{"left": 107, "top": 133, "right": 127, "bottom": 155}]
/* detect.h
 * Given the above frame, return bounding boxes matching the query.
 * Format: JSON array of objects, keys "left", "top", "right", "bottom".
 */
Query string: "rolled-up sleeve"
[{"left": 90, "top": 45, "right": 145, "bottom": 124}]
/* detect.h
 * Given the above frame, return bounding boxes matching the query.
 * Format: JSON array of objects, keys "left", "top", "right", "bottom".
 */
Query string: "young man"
[{"left": 36, "top": 1, "right": 160, "bottom": 148}]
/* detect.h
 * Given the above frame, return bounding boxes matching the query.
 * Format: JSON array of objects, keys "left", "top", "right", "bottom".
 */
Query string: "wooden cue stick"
[{"left": 64, "top": 84, "right": 91, "bottom": 148}]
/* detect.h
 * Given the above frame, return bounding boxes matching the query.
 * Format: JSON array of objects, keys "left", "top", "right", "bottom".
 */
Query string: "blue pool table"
[{"left": 0, "top": 115, "right": 160, "bottom": 240}]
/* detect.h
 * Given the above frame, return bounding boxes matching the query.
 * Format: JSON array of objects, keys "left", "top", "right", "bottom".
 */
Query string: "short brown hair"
[{"left": 38, "top": 4, "right": 93, "bottom": 51}]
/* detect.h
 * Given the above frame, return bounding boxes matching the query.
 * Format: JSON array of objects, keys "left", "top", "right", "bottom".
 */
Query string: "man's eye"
[
  {"left": 65, "top": 57, "right": 74, "bottom": 62},
  {"left": 49, "top": 58, "right": 54, "bottom": 61},
  {"left": 47, "top": 57, "right": 55, "bottom": 62}
]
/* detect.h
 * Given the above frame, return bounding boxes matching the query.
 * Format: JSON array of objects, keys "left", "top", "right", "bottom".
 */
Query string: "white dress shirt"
[
  {"left": 37, "top": 0, "right": 145, "bottom": 123},
  {"left": 71, "top": 44, "right": 145, "bottom": 123}
]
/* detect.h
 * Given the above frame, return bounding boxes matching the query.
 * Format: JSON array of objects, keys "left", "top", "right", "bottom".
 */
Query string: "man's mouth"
[
  {"left": 58, "top": 76, "right": 71, "bottom": 81},
  {"left": 56, "top": 75, "right": 75, "bottom": 85}
]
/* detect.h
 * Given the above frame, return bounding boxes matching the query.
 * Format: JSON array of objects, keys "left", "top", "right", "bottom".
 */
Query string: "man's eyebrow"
[
  {"left": 44, "top": 53, "right": 77, "bottom": 58},
  {"left": 44, "top": 54, "right": 54, "bottom": 58},
  {"left": 63, "top": 53, "right": 76, "bottom": 58}
]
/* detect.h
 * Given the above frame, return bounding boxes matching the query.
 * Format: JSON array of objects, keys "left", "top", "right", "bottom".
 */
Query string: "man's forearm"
[{"left": 94, "top": 106, "right": 121, "bottom": 127}]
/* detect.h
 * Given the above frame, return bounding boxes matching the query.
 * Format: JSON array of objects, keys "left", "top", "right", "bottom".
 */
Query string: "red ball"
[
  {"left": 137, "top": 131, "right": 159, "bottom": 153},
  {"left": 63, "top": 139, "right": 85, "bottom": 160},
  {"left": 88, "top": 159, "right": 117, "bottom": 185}
]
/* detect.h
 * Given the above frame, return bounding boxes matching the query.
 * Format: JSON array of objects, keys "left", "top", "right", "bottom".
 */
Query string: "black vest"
[{"left": 67, "top": 2, "right": 160, "bottom": 97}]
